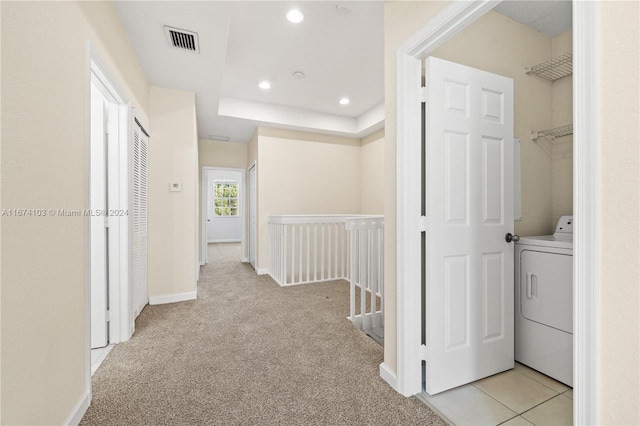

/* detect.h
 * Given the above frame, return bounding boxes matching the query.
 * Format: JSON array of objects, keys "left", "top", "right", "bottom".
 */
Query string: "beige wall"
[
  {"left": 254, "top": 127, "right": 362, "bottom": 271},
  {"left": 599, "top": 2, "right": 640, "bottom": 424},
  {"left": 198, "top": 139, "right": 247, "bottom": 170},
  {"left": 360, "top": 129, "right": 385, "bottom": 214},
  {"left": 198, "top": 139, "right": 248, "bottom": 261},
  {"left": 0, "top": 1, "right": 149, "bottom": 424},
  {"left": 148, "top": 86, "right": 199, "bottom": 300},
  {"left": 551, "top": 30, "right": 573, "bottom": 226}
]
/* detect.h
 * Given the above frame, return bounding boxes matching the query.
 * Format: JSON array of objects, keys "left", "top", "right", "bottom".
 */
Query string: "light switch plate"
[{"left": 170, "top": 183, "right": 182, "bottom": 192}]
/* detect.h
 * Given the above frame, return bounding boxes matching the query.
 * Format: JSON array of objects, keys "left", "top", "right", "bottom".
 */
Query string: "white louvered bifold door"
[{"left": 131, "top": 122, "right": 149, "bottom": 321}]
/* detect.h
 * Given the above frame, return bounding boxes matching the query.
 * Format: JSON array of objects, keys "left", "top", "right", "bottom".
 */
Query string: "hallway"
[{"left": 81, "top": 243, "right": 445, "bottom": 425}]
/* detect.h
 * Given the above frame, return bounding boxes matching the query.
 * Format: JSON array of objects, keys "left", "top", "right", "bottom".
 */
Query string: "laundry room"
[
  {"left": 430, "top": 8, "right": 573, "bottom": 239},
  {"left": 420, "top": 2, "right": 575, "bottom": 424}
]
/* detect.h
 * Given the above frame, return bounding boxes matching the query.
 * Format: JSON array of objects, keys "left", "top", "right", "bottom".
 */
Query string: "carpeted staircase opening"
[{"left": 81, "top": 243, "right": 446, "bottom": 425}]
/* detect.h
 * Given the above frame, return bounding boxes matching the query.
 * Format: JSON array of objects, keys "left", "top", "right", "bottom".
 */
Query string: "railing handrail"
[
  {"left": 268, "top": 214, "right": 382, "bottom": 225},
  {"left": 344, "top": 216, "right": 384, "bottom": 230}
]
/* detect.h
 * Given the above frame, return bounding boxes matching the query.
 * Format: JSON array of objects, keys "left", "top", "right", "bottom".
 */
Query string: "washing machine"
[{"left": 515, "top": 215, "right": 573, "bottom": 386}]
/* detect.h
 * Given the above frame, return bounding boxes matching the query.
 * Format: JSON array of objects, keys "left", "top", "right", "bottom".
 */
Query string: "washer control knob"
[{"left": 505, "top": 233, "right": 520, "bottom": 243}]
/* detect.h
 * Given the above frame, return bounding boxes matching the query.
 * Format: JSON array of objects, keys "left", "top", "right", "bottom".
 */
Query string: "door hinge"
[
  {"left": 106, "top": 309, "right": 112, "bottom": 322},
  {"left": 420, "top": 344, "right": 428, "bottom": 361},
  {"left": 104, "top": 216, "right": 110, "bottom": 228},
  {"left": 419, "top": 215, "right": 427, "bottom": 232},
  {"left": 420, "top": 86, "right": 427, "bottom": 103}
]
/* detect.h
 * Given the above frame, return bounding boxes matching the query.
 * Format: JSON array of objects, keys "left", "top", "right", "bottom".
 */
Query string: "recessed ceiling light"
[
  {"left": 292, "top": 71, "right": 306, "bottom": 80},
  {"left": 258, "top": 81, "right": 271, "bottom": 90},
  {"left": 287, "top": 9, "right": 304, "bottom": 23},
  {"left": 339, "top": 97, "right": 350, "bottom": 105}
]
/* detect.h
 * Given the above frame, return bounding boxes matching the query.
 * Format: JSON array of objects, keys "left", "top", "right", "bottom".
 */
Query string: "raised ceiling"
[
  {"left": 114, "top": 1, "right": 384, "bottom": 143},
  {"left": 114, "top": 1, "right": 571, "bottom": 144}
]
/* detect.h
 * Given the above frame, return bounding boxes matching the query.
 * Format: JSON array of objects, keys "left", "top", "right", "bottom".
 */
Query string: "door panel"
[
  {"left": 424, "top": 56, "right": 514, "bottom": 394},
  {"left": 444, "top": 255, "right": 470, "bottom": 350},
  {"left": 482, "top": 137, "right": 504, "bottom": 223},
  {"left": 444, "top": 132, "right": 469, "bottom": 225},
  {"left": 482, "top": 252, "right": 504, "bottom": 342}
]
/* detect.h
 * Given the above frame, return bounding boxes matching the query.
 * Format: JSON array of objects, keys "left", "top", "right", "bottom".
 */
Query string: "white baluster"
[
  {"left": 314, "top": 224, "right": 318, "bottom": 282},
  {"left": 327, "top": 223, "right": 332, "bottom": 280},
  {"left": 306, "top": 224, "right": 310, "bottom": 283},
  {"left": 349, "top": 224, "right": 357, "bottom": 323},
  {"left": 291, "top": 225, "right": 296, "bottom": 284},
  {"left": 320, "top": 223, "right": 325, "bottom": 281},
  {"left": 283, "top": 225, "right": 287, "bottom": 285},
  {"left": 360, "top": 228, "right": 366, "bottom": 331},
  {"left": 298, "top": 224, "right": 303, "bottom": 284},
  {"left": 333, "top": 223, "right": 340, "bottom": 279}
]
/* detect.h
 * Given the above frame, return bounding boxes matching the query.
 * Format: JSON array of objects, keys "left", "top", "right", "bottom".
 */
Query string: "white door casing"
[
  {"left": 393, "top": 2, "right": 600, "bottom": 421},
  {"left": 90, "top": 84, "right": 109, "bottom": 349},
  {"left": 207, "top": 170, "right": 243, "bottom": 243},
  {"left": 248, "top": 163, "right": 257, "bottom": 269},
  {"left": 424, "top": 56, "right": 514, "bottom": 394}
]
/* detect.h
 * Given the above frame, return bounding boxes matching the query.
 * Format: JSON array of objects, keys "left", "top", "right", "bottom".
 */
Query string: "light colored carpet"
[{"left": 81, "top": 243, "right": 445, "bottom": 425}]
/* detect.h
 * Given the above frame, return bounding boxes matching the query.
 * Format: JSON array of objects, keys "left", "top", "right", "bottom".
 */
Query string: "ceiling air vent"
[{"left": 164, "top": 26, "right": 200, "bottom": 53}]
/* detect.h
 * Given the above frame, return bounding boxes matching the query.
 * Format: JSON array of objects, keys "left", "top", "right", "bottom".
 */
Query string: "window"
[{"left": 213, "top": 181, "right": 239, "bottom": 216}]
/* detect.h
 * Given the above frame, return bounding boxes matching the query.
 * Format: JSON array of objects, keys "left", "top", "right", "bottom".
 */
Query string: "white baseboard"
[
  {"left": 64, "top": 388, "right": 91, "bottom": 426},
  {"left": 380, "top": 363, "right": 401, "bottom": 394},
  {"left": 241, "top": 257, "right": 249, "bottom": 262},
  {"left": 256, "top": 268, "right": 268, "bottom": 275},
  {"left": 208, "top": 238, "right": 241, "bottom": 243},
  {"left": 268, "top": 273, "right": 284, "bottom": 286},
  {"left": 149, "top": 291, "right": 197, "bottom": 305}
]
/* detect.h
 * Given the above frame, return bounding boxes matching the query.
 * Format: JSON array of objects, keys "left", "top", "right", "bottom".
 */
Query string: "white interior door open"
[
  {"left": 248, "top": 164, "right": 257, "bottom": 269},
  {"left": 423, "top": 56, "right": 515, "bottom": 395},
  {"left": 90, "top": 82, "right": 109, "bottom": 349}
]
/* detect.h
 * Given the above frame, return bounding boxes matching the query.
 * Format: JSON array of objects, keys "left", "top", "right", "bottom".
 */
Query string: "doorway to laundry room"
[{"left": 416, "top": 2, "right": 576, "bottom": 425}]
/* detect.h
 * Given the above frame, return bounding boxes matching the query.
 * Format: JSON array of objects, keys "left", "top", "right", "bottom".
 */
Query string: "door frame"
[
  {"left": 391, "top": 1, "right": 600, "bottom": 424},
  {"left": 85, "top": 43, "right": 133, "bottom": 390},
  {"left": 201, "top": 166, "right": 247, "bottom": 265},
  {"left": 247, "top": 161, "right": 257, "bottom": 269}
]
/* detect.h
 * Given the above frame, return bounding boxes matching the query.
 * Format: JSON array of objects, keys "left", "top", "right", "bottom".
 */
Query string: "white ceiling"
[
  {"left": 114, "top": 1, "right": 570, "bottom": 144},
  {"left": 114, "top": 1, "right": 384, "bottom": 143},
  {"left": 493, "top": 1, "right": 572, "bottom": 38}
]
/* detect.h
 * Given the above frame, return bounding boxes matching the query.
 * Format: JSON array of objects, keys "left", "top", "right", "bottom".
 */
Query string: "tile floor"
[
  {"left": 91, "top": 344, "right": 114, "bottom": 376},
  {"left": 419, "top": 363, "right": 573, "bottom": 426}
]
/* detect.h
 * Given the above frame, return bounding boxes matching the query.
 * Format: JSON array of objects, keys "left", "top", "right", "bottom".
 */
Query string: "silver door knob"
[{"left": 505, "top": 233, "right": 520, "bottom": 243}]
